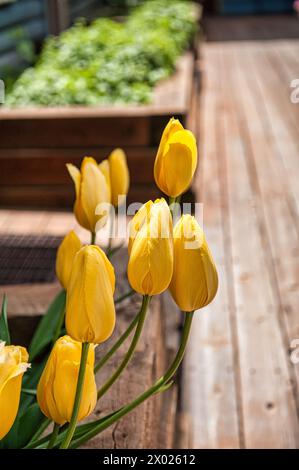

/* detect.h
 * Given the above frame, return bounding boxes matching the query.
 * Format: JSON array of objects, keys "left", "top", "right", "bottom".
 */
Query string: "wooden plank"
[
  {"left": 85, "top": 295, "right": 167, "bottom": 449},
  {"left": 0, "top": 116, "right": 151, "bottom": 148},
  {"left": 238, "top": 42, "right": 299, "bottom": 216},
  {"left": 0, "top": 209, "right": 75, "bottom": 235},
  {"left": 153, "top": 52, "right": 194, "bottom": 111},
  {"left": 0, "top": 282, "right": 60, "bottom": 317},
  {"left": 0, "top": 147, "right": 156, "bottom": 185},
  {"left": 181, "top": 44, "right": 241, "bottom": 449},
  {"left": 0, "top": 0, "right": 44, "bottom": 30},
  {"left": 219, "top": 43, "right": 299, "bottom": 448},
  {"left": 47, "top": 0, "right": 70, "bottom": 35},
  {"left": 234, "top": 42, "right": 299, "bottom": 395},
  {"left": 0, "top": 183, "right": 160, "bottom": 208},
  {"left": 264, "top": 44, "right": 299, "bottom": 129},
  {"left": 203, "top": 15, "right": 299, "bottom": 42}
]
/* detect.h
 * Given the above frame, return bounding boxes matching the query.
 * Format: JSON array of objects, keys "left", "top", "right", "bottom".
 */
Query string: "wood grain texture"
[
  {"left": 220, "top": 43, "right": 299, "bottom": 448},
  {"left": 0, "top": 52, "right": 194, "bottom": 207},
  {"left": 0, "top": 246, "right": 179, "bottom": 448},
  {"left": 182, "top": 45, "right": 241, "bottom": 450},
  {"left": 182, "top": 18, "right": 299, "bottom": 449},
  {"left": 0, "top": 184, "right": 161, "bottom": 208}
]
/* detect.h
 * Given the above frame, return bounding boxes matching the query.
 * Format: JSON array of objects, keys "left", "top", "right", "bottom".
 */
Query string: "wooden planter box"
[
  {"left": 0, "top": 52, "right": 195, "bottom": 209},
  {"left": 0, "top": 249, "right": 182, "bottom": 448}
]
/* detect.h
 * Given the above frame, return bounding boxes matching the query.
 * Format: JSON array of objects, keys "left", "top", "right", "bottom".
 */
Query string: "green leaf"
[
  {"left": 0, "top": 294, "right": 11, "bottom": 344},
  {"left": 22, "top": 388, "right": 37, "bottom": 396},
  {"left": 7, "top": 1, "right": 197, "bottom": 107},
  {"left": 29, "top": 289, "right": 66, "bottom": 361},
  {"left": 18, "top": 403, "right": 46, "bottom": 447}
]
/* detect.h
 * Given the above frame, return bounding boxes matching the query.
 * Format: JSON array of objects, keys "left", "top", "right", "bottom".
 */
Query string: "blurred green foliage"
[{"left": 7, "top": 0, "right": 197, "bottom": 106}]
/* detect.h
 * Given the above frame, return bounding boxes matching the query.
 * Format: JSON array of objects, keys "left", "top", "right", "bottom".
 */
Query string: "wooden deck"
[
  {"left": 0, "top": 15, "right": 299, "bottom": 449},
  {"left": 182, "top": 18, "right": 299, "bottom": 448}
]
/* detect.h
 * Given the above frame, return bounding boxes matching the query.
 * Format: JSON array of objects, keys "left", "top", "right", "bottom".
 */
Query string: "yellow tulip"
[
  {"left": 55, "top": 231, "right": 82, "bottom": 289},
  {"left": 128, "top": 200, "right": 153, "bottom": 254},
  {"left": 0, "top": 342, "right": 30, "bottom": 439},
  {"left": 128, "top": 199, "right": 173, "bottom": 296},
  {"left": 169, "top": 215, "right": 218, "bottom": 312},
  {"left": 98, "top": 159, "right": 111, "bottom": 202},
  {"left": 108, "top": 148, "right": 130, "bottom": 207},
  {"left": 66, "top": 157, "right": 110, "bottom": 233},
  {"left": 66, "top": 245, "right": 116, "bottom": 344},
  {"left": 37, "top": 336, "right": 97, "bottom": 425},
  {"left": 154, "top": 118, "right": 197, "bottom": 198}
]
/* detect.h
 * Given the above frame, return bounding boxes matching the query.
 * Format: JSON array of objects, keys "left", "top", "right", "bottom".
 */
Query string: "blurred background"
[{"left": 0, "top": 0, "right": 299, "bottom": 449}]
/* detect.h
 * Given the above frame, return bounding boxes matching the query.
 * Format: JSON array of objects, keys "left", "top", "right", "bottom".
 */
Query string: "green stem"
[
  {"left": 60, "top": 342, "right": 90, "bottom": 449},
  {"left": 94, "top": 307, "right": 140, "bottom": 374},
  {"left": 47, "top": 423, "right": 60, "bottom": 449},
  {"left": 161, "top": 311, "right": 193, "bottom": 382},
  {"left": 71, "top": 311, "right": 194, "bottom": 449},
  {"left": 97, "top": 295, "right": 150, "bottom": 399},
  {"left": 107, "top": 242, "right": 124, "bottom": 259},
  {"left": 24, "top": 411, "right": 117, "bottom": 449},
  {"left": 91, "top": 232, "right": 96, "bottom": 245},
  {"left": 168, "top": 195, "right": 181, "bottom": 220}
]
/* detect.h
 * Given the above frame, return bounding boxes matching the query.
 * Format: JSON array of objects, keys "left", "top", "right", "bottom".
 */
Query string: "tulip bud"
[
  {"left": 37, "top": 336, "right": 97, "bottom": 425},
  {"left": 128, "top": 200, "right": 153, "bottom": 254},
  {"left": 67, "top": 157, "right": 110, "bottom": 233},
  {"left": 128, "top": 199, "right": 173, "bottom": 296},
  {"left": 66, "top": 245, "right": 116, "bottom": 344},
  {"left": 0, "top": 342, "right": 30, "bottom": 439},
  {"left": 98, "top": 159, "right": 111, "bottom": 203},
  {"left": 56, "top": 231, "right": 82, "bottom": 289},
  {"left": 108, "top": 148, "right": 130, "bottom": 207},
  {"left": 154, "top": 118, "right": 197, "bottom": 198},
  {"left": 169, "top": 215, "right": 218, "bottom": 312}
]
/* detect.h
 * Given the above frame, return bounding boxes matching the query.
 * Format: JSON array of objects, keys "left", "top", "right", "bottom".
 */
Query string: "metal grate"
[{"left": 0, "top": 234, "right": 62, "bottom": 285}]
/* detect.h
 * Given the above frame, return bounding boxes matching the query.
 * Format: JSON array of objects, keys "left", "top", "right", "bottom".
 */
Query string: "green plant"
[{"left": 7, "top": 0, "right": 197, "bottom": 106}]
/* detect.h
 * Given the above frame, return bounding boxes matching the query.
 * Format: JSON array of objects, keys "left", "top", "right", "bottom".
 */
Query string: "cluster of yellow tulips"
[{"left": 0, "top": 118, "right": 218, "bottom": 449}]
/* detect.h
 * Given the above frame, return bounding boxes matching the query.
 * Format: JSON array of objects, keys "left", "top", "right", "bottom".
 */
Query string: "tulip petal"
[
  {"left": 169, "top": 216, "right": 218, "bottom": 311},
  {"left": 81, "top": 161, "right": 110, "bottom": 232},
  {"left": 128, "top": 200, "right": 153, "bottom": 255},
  {"left": 66, "top": 246, "right": 116, "bottom": 344},
  {"left": 37, "top": 354, "right": 66, "bottom": 425},
  {"left": 154, "top": 118, "right": 183, "bottom": 185},
  {"left": 154, "top": 118, "right": 184, "bottom": 194},
  {"left": 0, "top": 375, "right": 23, "bottom": 439},
  {"left": 66, "top": 164, "right": 81, "bottom": 198},
  {"left": 109, "top": 148, "right": 130, "bottom": 207},
  {"left": 56, "top": 231, "right": 82, "bottom": 289},
  {"left": 127, "top": 199, "right": 173, "bottom": 296},
  {"left": 53, "top": 361, "right": 97, "bottom": 423},
  {"left": 37, "top": 336, "right": 96, "bottom": 425},
  {"left": 0, "top": 345, "right": 29, "bottom": 393},
  {"left": 162, "top": 130, "right": 197, "bottom": 197},
  {"left": 98, "top": 159, "right": 111, "bottom": 203}
]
